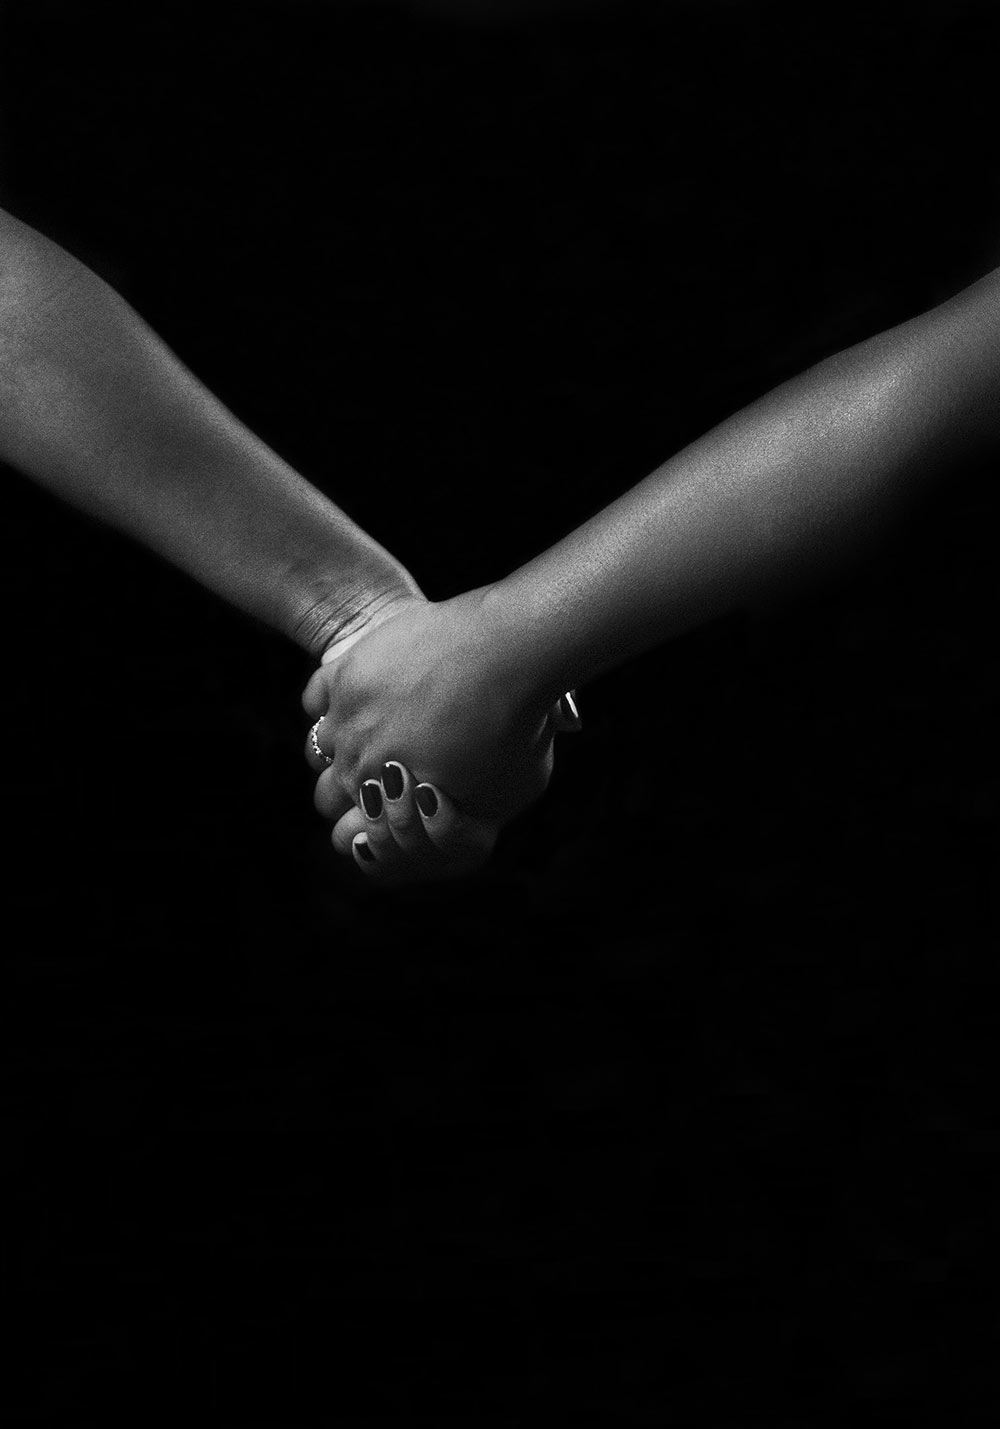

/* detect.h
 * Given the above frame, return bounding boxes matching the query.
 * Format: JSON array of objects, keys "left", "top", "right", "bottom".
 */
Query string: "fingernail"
[
  {"left": 560, "top": 691, "right": 579, "bottom": 723},
  {"left": 415, "top": 784, "right": 439, "bottom": 818},
  {"left": 381, "top": 762, "right": 405, "bottom": 800},
  {"left": 355, "top": 837, "right": 375, "bottom": 863},
  {"left": 360, "top": 780, "right": 383, "bottom": 818}
]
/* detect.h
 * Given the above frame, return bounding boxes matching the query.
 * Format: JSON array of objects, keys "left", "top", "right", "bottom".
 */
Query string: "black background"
[{"left": 2, "top": 0, "right": 999, "bottom": 1421}]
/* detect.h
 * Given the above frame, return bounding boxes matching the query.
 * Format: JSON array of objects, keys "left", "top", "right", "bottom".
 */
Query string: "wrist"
[
  {"left": 476, "top": 577, "right": 568, "bottom": 719},
  {"left": 289, "top": 567, "right": 426, "bottom": 663}
]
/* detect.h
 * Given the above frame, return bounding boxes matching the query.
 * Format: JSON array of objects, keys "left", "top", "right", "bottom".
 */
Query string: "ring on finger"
[{"left": 310, "top": 717, "right": 334, "bottom": 766}]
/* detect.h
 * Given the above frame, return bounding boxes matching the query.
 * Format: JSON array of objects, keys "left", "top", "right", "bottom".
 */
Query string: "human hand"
[
  {"left": 329, "top": 693, "right": 581, "bottom": 882},
  {"left": 329, "top": 760, "right": 498, "bottom": 882},
  {"left": 302, "top": 588, "right": 581, "bottom": 875}
]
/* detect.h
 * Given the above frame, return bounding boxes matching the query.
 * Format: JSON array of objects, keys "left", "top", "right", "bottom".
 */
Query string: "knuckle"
[
  {"left": 386, "top": 804, "right": 420, "bottom": 834},
  {"left": 314, "top": 768, "right": 349, "bottom": 819}
]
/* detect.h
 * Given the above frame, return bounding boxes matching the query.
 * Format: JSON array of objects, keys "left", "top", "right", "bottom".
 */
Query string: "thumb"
[{"left": 548, "top": 689, "right": 582, "bottom": 734}]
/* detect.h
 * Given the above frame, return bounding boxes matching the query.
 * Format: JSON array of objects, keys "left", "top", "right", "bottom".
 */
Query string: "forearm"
[
  {"left": 485, "top": 268, "right": 1000, "bottom": 702},
  {"left": 0, "top": 208, "right": 419, "bottom": 656}
]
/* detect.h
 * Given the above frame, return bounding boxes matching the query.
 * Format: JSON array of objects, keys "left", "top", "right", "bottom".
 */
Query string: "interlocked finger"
[
  {"left": 356, "top": 776, "right": 402, "bottom": 863},
  {"left": 328, "top": 763, "right": 497, "bottom": 882},
  {"left": 410, "top": 779, "right": 497, "bottom": 866},
  {"left": 313, "top": 762, "right": 354, "bottom": 824},
  {"left": 379, "top": 761, "right": 428, "bottom": 854},
  {"left": 335, "top": 784, "right": 421, "bottom": 878}
]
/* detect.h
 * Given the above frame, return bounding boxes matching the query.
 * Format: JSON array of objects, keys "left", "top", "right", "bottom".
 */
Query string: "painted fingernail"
[
  {"left": 360, "top": 780, "right": 383, "bottom": 818},
  {"left": 381, "top": 762, "right": 405, "bottom": 800},
  {"left": 415, "top": 784, "right": 439, "bottom": 818},
  {"left": 560, "top": 691, "right": 580, "bottom": 723},
  {"left": 355, "top": 837, "right": 376, "bottom": 863}
]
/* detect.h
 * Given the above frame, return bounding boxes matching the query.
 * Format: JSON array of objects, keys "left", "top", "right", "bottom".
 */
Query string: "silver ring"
[{"left": 310, "top": 717, "right": 334, "bottom": 766}]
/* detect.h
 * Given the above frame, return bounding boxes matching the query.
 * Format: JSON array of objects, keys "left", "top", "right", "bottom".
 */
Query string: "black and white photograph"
[{"left": 3, "top": 0, "right": 998, "bottom": 1420}]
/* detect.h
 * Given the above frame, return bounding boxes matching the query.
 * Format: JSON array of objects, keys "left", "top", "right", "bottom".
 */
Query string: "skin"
[
  {"left": 0, "top": 206, "right": 570, "bottom": 877},
  {"left": 304, "top": 625, "right": 581, "bottom": 879},
  {"left": 313, "top": 265, "right": 1000, "bottom": 879},
  {"left": 5, "top": 207, "right": 997, "bottom": 884},
  {"left": 0, "top": 206, "right": 420, "bottom": 659}
]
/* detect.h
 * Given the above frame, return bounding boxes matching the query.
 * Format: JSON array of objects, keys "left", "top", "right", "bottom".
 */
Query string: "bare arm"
[
  {"left": 0, "top": 207, "right": 421, "bottom": 657},
  {"left": 299, "top": 265, "right": 1000, "bottom": 851},
  {"left": 482, "top": 267, "right": 1000, "bottom": 705}
]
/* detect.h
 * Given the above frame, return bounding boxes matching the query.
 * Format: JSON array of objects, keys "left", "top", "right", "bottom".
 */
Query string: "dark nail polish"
[
  {"left": 360, "top": 780, "right": 383, "bottom": 818},
  {"left": 356, "top": 839, "right": 375, "bottom": 863},
  {"left": 381, "top": 762, "right": 405, "bottom": 800},
  {"left": 415, "top": 784, "right": 439, "bottom": 818},
  {"left": 560, "top": 691, "right": 579, "bottom": 722}
]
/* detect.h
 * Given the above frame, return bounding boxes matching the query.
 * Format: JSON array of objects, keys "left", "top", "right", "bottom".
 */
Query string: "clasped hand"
[{"left": 302, "top": 588, "right": 580, "bottom": 881}]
